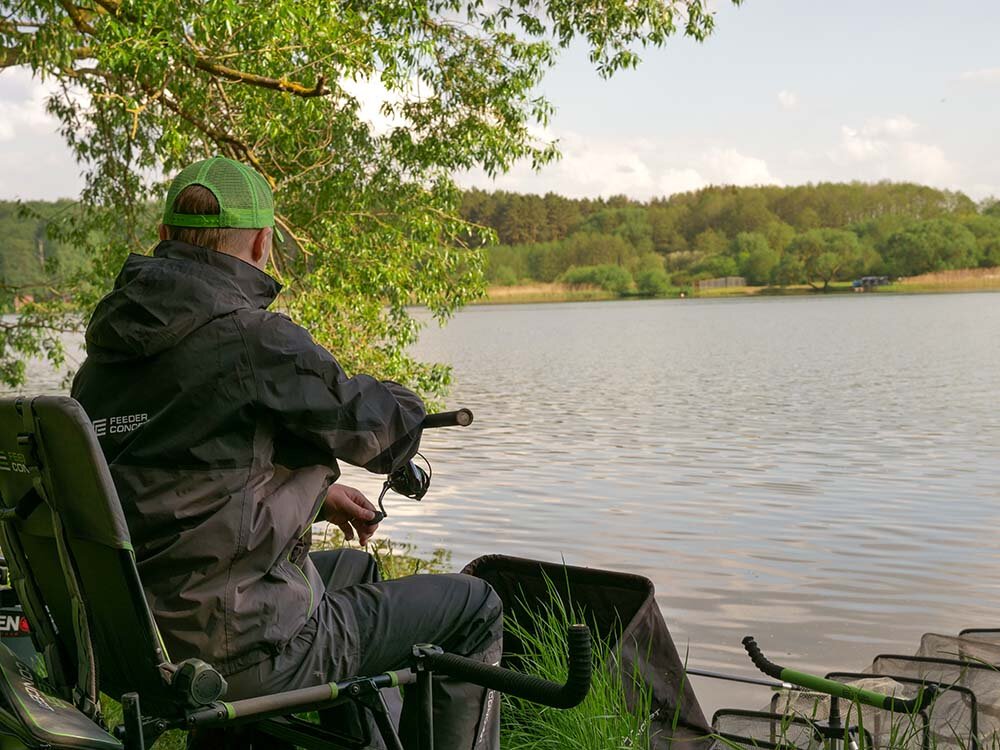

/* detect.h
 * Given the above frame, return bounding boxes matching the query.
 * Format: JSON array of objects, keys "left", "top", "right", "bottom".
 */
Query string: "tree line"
[
  {"left": 4, "top": 180, "right": 999, "bottom": 307},
  {"left": 461, "top": 183, "right": 1000, "bottom": 293}
]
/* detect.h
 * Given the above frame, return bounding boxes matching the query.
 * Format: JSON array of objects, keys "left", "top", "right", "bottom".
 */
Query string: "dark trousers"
[{"left": 225, "top": 549, "right": 503, "bottom": 750}]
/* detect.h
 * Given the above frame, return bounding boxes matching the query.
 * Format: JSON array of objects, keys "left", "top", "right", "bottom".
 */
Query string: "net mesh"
[
  {"left": 767, "top": 683, "right": 920, "bottom": 750},
  {"left": 829, "top": 673, "right": 978, "bottom": 750},
  {"left": 712, "top": 710, "right": 824, "bottom": 750},
  {"left": 869, "top": 655, "right": 1000, "bottom": 747},
  {"left": 916, "top": 633, "right": 1000, "bottom": 666},
  {"left": 712, "top": 627, "right": 1000, "bottom": 750}
]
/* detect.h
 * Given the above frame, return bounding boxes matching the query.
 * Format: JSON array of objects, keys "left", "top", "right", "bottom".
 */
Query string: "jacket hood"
[{"left": 85, "top": 240, "right": 282, "bottom": 362}]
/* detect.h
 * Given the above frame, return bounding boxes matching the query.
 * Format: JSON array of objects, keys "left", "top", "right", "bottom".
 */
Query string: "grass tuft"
[{"left": 500, "top": 574, "right": 653, "bottom": 750}]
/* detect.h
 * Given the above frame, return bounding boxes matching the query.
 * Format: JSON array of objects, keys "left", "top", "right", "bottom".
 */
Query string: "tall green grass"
[{"left": 499, "top": 576, "right": 654, "bottom": 750}]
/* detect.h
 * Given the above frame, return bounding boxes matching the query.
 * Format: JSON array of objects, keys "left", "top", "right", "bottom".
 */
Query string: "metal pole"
[
  {"left": 417, "top": 669, "right": 434, "bottom": 750},
  {"left": 121, "top": 692, "right": 146, "bottom": 750}
]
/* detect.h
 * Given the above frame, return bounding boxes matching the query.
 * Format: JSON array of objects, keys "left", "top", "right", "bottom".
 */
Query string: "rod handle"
[
  {"left": 742, "top": 636, "right": 783, "bottom": 680},
  {"left": 420, "top": 625, "right": 591, "bottom": 709},
  {"left": 422, "top": 409, "right": 474, "bottom": 429}
]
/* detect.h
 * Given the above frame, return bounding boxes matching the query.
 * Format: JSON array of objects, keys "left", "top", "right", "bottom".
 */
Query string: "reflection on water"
[{"left": 12, "top": 293, "right": 1000, "bottom": 715}]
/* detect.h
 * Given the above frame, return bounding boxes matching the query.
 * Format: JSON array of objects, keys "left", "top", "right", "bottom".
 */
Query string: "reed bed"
[
  {"left": 894, "top": 266, "right": 1000, "bottom": 291},
  {"left": 483, "top": 283, "right": 614, "bottom": 304}
]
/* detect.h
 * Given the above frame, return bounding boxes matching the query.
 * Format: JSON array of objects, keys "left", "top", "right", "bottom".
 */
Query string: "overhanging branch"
[
  {"left": 192, "top": 56, "right": 327, "bottom": 97},
  {"left": 56, "top": 0, "right": 96, "bottom": 35}
]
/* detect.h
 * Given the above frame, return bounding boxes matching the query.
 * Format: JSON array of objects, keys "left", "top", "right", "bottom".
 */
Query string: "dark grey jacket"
[{"left": 71, "top": 240, "right": 425, "bottom": 674}]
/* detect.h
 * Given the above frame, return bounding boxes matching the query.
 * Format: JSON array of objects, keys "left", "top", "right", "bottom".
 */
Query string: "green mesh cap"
[{"left": 162, "top": 156, "right": 276, "bottom": 231}]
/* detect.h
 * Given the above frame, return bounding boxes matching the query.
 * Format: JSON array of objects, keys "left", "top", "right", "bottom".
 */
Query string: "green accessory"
[{"left": 162, "top": 156, "right": 282, "bottom": 240}]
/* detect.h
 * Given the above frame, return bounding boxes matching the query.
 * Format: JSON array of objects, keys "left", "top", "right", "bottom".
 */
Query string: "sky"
[{"left": 1, "top": 0, "right": 999, "bottom": 202}]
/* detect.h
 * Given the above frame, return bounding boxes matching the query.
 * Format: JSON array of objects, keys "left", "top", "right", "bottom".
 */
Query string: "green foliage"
[
  {"left": 692, "top": 228, "right": 730, "bottom": 257},
  {"left": 635, "top": 267, "right": 675, "bottom": 296},
  {"left": 467, "top": 181, "right": 994, "bottom": 293},
  {"left": 492, "top": 265, "right": 520, "bottom": 287},
  {"left": 313, "top": 527, "right": 452, "bottom": 579},
  {"left": 692, "top": 252, "right": 739, "bottom": 279},
  {"left": 731, "top": 232, "right": 779, "bottom": 285},
  {"left": 0, "top": 0, "right": 739, "bottom": 391},
  {"left": 783, "top": 228, "right": 866, "bottom": 290},
  {"left": 560, "top": 264, "right": 634, "bottom": 294},
  {"left": 882, "top": 219, "right": 980, "bottom": 276}
]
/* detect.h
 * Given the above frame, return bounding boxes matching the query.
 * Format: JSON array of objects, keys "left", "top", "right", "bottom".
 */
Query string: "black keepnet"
[{"left": 463, "top": 554, "right": 711, "bottom": 749}]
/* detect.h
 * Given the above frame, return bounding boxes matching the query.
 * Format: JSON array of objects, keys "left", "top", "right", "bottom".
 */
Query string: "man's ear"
[
  {"left": 158, "top": 224, "right": 168, "bottom": 241},
  {"left": 251, "top": 227, "right": 273, "bottom": 268}
]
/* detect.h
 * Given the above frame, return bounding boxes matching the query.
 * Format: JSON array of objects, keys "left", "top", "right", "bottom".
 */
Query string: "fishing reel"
[
  {"left": 370, "top": 453, "right": 432, "bottom": 525},
  {"left": 365, "top": 408, "right": 473, "bottom": 526},
  {"left": 387, "top": 457, "right": 432, "bottom": 501}
]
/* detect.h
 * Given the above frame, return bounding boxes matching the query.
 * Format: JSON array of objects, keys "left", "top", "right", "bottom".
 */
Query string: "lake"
[{"left": 12, "top": 292, "right": 1000, "bottom": 715}]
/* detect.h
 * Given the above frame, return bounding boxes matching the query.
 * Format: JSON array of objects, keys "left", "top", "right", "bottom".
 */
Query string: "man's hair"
[{"left": 163, "top": 185, "right": 256, "bottom": 252}]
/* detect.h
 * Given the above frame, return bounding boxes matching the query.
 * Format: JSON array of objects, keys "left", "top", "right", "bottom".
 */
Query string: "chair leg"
[
  {"left": 417, "top": 670, "right": 434, "bottom": 750},
  {"left": 366, "top": 692, "right": 405, "bottom": 750},
  {"left": 121, "top": 693, "right": 145, "bottom": 750}
]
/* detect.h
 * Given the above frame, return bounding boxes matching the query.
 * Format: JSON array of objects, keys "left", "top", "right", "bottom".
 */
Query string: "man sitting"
[{"left": 71, "top": 156, "right": 502, "bottom": 749}]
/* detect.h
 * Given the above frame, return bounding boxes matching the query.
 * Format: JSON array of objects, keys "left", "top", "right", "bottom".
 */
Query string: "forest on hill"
[
  {"left": 0, "top": 201, "right": 86, "bottom": 296},
  {"left": 461, "top": 182, "right": 1000, "bottom": 293},
  {"left": 3, "top": 182, "right": 1000, "bottom": 306}
]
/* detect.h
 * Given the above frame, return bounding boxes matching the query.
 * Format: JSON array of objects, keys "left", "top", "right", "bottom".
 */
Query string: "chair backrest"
[{"left": 0, "top": 396, "right": 180, "bottom": 715}]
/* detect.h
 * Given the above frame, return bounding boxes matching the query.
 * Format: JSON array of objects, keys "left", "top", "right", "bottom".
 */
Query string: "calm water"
[{"left": 13, "top": 293, "right": 1000, "bottom": 714}]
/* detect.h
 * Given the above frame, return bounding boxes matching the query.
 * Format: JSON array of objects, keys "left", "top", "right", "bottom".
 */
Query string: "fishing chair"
[{"left": 0, "top": 396, "right": 591, "bottom": 750}]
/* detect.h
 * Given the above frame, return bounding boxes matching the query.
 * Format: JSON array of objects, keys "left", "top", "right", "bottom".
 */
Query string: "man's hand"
[{"left": 321, "top": 484, "right": 378, "bottom": 546}]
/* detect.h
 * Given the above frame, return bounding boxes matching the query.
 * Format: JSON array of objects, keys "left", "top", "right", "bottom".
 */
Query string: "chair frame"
[{"left": 0, "top": 396, "right": 590, "bottom": 750}]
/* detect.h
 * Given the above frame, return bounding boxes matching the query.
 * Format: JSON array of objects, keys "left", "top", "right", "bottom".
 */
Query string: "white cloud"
[
  {"left": 0, "top": 68, "right": 85, "bottom": 199},
  {"left": 701, "top": 147, "right": 778, "bottom": 186},
  {"left": 839, "top": 125, "right": 882, "bottom": 161},
  {"left": 459, "top": 128, "right": 781, "bottom": 199},
  {"left": 860, "top": 115, "right": 917, "bottom": 138},
  {"left": 657, "top": 168, "right": 706, "bottom": 196},
  {"left": 897, "top": 141, "right": 955, "bottom": 182},
  {"left": 340, "top": 75, "right": 402, "bottom": 135},
  {"left": 832, "top": 115, "right": 956, "bottom": 185},
  {"left": 0, "top": 69, "right": 60, "bottom": 140},
  {"left": 777, "top": 90, "right": 798, "bottom": 111},
  {"left": 969, "top": 183, "right": 1000, "bottom": 200},
  {"left": 959, "top": 68, "right": 1000, "bottom": 83}
]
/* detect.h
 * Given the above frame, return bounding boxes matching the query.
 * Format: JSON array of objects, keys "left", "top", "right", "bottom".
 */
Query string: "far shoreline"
[{"left": 476, "top": 267, "right": 1000, "bottom": 306}]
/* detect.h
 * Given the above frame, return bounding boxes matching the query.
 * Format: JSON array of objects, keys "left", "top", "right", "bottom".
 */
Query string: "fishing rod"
[
  {"left": 742, "top": 636, "right": 937, "bottom": 714},
  {"left": 685, "top": 667, "right": 792, "bottom": 691}
]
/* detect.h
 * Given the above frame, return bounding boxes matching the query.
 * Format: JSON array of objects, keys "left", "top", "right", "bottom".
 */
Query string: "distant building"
[{"left": 695, "top": 276, "right": 746, "bottom": 291}]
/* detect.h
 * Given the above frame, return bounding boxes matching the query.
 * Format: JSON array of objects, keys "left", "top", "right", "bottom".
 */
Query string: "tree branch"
[
  {"left": 192, "top": 55, "right": 328, "bottom": 97},
  {"left": 0, "top": 40, "right": 94, "bottom": 70},
  {"left": 155, "top": 86, "right": 270, "bottom": 179},
  {"left": 56, "top": 0, "right": 96, "bottom": 35},
  {"left": 91, "top": 0, "right": 120, "bottom": 13}
]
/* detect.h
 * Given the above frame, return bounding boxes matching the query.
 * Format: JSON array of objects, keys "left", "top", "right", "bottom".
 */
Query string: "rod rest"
[{"left": 415, "top": 624, "right": 592, "bottom": 709}]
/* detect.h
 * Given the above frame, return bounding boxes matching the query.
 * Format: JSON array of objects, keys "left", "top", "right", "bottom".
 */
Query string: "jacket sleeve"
[{"left": 245, "top": 312, "right": 425, "bottom": 474}]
